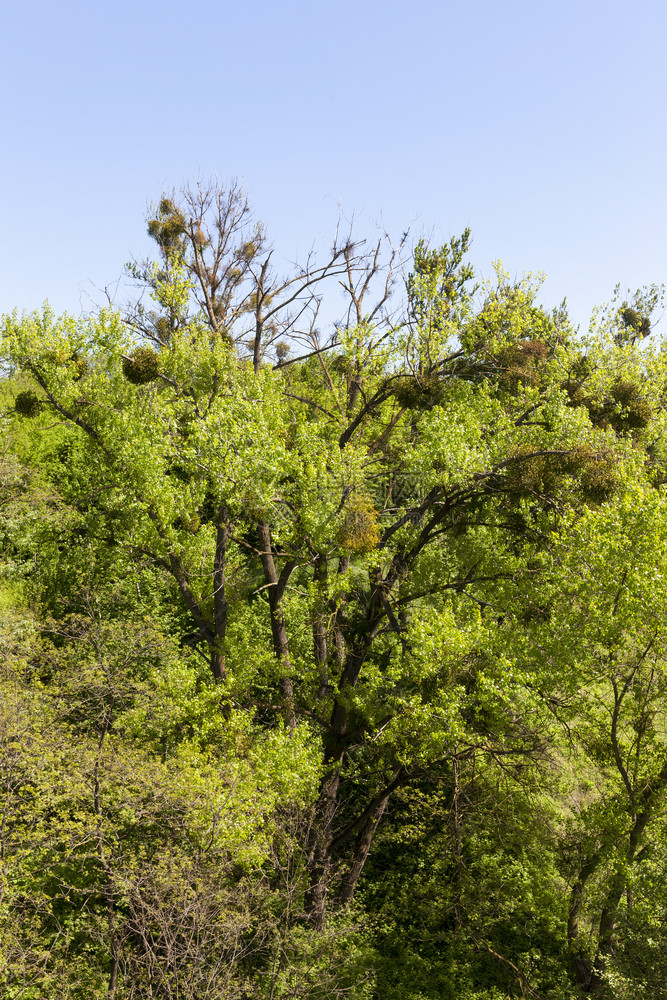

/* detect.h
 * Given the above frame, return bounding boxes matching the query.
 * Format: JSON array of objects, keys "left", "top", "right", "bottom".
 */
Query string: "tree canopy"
[{"left": 2, "top": 180, "right": 667, "bottom": 998}]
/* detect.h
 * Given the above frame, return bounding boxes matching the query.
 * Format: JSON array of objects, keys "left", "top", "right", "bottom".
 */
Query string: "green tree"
[{"left": 5, "top": 185, "right": 667, "bottom": 996}]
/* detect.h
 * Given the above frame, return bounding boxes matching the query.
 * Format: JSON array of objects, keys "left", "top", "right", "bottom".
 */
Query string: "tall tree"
[{"left": 4, "top": 184, "right": 667, "bottom": 961}]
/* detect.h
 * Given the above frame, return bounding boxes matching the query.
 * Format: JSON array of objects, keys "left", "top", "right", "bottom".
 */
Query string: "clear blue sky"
[{"left": 2, "top": 0, "right": 666, "bottom": 330}]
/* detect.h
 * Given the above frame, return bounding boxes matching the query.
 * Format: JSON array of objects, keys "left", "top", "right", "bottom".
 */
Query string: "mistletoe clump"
[
  {"left": 147, "top": 198, "right": 187, "bottom": 253},
  {"left": 122, "top": 347, "right": 160, "bottom": 385},
  {"left": 504, "top": 449, "right": 561, "bottom": 498},
  {"left": 14, "top": 390, "right": 42, "bottom": 417},
  {"left": 496, "top": 339, "right": 549, "bottom": 394},
  {"left": 576, "top": 379, "right": 652, "bottom": 435},
  {"left": 619, "top": 306, "right": 651, "bottom": 342},
  {"left": 501, "top": 444, "right": 618, "bottom": 506},
  {"left": 579, "top": 458, "right": 618, "bottom": 504},
  {"left": 391, "top": 374, "right": 446, "bottom": 411}
]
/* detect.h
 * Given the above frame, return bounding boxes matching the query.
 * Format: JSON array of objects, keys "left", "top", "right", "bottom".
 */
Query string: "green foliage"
[
  {"left": 4, "top": 201, "right": 667, "bottom": 997},
  {"left": 337, "top": 494, "right": 381, "bottom": 554}
]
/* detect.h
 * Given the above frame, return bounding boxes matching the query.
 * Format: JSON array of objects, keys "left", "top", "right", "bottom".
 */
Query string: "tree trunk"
[
  {"left": 258, "top": 522, "right": 296, "bottom": 727},
  {"left": 338, "top": 791, "right": 391, "bottom": 905},
  {"left": 312, "top": 556, "right": 328, "bottom": 696},
  {"left": 304, "top": 766, "right": 341, "bottom": 930},
  {"left": 210, "top": 509, "right": 228, "bottom": 681},
  {"left": 595, "top": 808, "right": 650, "bottom": 971},
  {"left": 568, "top": 851, "right": 601, "bottom": 991},
  {"left": 304, "top": 572, "right": 391, "bottom": 925}
]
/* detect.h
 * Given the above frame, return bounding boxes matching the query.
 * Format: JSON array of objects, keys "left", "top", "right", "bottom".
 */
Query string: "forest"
[{"left": 2, "top": 179, "right": 667, "bottom": 999}]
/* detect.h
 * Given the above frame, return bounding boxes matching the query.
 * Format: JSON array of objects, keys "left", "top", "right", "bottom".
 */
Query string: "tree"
[
  {"left": 530, "top": 489, "right": 667, "bottom": 994},
  {"left": 4, "top": 183, "right": 667, "bottom": 994},
  {"left": 125, "top": 178, "right": 405, "bottom": 373}
]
